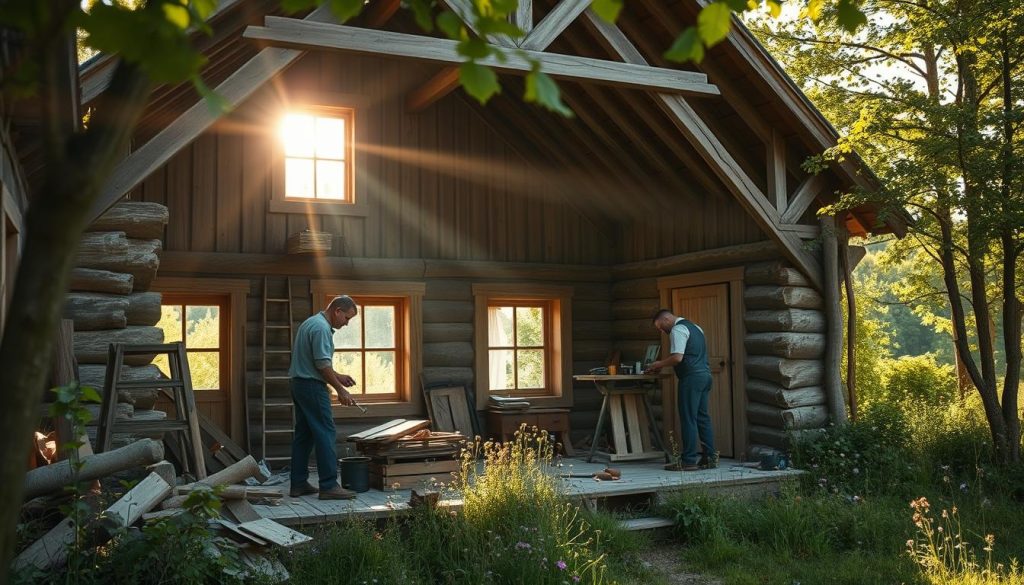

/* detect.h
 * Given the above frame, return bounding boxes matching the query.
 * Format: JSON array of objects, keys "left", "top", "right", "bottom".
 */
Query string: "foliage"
[{"left": 884, "top": 354, "right": 960, "bottom": 407}]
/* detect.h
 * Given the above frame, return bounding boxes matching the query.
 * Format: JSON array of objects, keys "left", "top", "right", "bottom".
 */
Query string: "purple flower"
[
  {"left": 556, "top": 560, "right": 567, "bottom": 570},
  {"left": 572, "top": 576, "right": 581, "bottom": 582},
  {"left": 515, "top": 541, "right": 531, "bottom": 550}
]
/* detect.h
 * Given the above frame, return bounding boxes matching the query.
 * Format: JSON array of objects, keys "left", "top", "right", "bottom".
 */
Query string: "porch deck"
[{"left": 251, "top": 458, "right": 803, "bottom": 527}]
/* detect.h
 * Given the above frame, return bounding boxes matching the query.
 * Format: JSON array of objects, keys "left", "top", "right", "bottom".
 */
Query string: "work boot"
[
  {"left": 289, "top": 482, "right": 318, "bottom": 497},
  {"left": 319, "top": 485, "right": 358, "bottom": 500}
]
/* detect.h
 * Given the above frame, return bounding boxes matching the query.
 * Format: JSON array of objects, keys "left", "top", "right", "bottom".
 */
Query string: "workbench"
[
  {"left": 573, "top": 374, "right": 669, "bottom": 463},
  {"left": 486, "top": 408, "right": 574, "bottom": 456}
]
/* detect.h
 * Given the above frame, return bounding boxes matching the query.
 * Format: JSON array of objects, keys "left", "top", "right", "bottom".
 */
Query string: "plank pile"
[{"left": 348, "top": 420, "right": 467, "bottom": 489}]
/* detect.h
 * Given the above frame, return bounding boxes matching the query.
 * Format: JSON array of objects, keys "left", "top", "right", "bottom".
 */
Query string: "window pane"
[
  {"left": 282, "top": 114, "right": 315, "bottom": 157},
  {"left": 188, "top": 351, "right": 220, "bottom": 390},
  {"left": 365, "top": 351, "right": 396, "bottom": 394},
  {"left": 315, "top": 116, "right": 346, "bottom": 159},
  {"left": 315, "top": 160, "right": 346, "bottom": 200},
  {"left": 157, "top": 305, "right": 182, "bottom": 344},
  {"left": 333, "top": 351, "right": 362, "bottom": 392},
  {"left": 517, "top": 349, "right": 545, "bottom": 389},
  {"left": 487, "top": 306, "right": 514, "bottom": 347},
  {"left": 285, "top": 158, "right": 314, "bottom": 198},
  {"left": 186, "top": 305, "right": 219, "bottom": 349},
  {"left": 364, "top": 306, "right": 395, "bottom": 348},
  {"left": 488, "top": 349, "right": 515, "bottom": 391},
  {"left": 333, "top": 308, "right": 362, "bottom": 349},
  {"left": 516, "top": 306, "right": 544, "bottom": 347}
]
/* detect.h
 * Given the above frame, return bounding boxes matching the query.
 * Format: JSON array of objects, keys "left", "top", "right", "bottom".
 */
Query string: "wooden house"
[{"left": 3, "top": 0, "right": 903, "bottom": 466}]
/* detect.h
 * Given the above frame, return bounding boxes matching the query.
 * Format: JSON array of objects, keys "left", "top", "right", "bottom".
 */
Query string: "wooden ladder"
[
  {"left": 97, "top": 342, "right": 207, "bottom": 479},
  {"left": 261, "top": 276, "right": 296, "bottom": 467}
]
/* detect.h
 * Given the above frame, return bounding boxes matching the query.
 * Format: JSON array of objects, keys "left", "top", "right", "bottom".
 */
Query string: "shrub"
[{"left": 882, "top": 354, "right": 959, "bottom": 406}]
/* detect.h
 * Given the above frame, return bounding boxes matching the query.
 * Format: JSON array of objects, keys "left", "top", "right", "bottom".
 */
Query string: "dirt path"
[{"left": 636, "top": 545, "right": 723, "bottom": 585}]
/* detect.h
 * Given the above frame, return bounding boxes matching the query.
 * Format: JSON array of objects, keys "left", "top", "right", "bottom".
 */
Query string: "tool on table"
[{"left": 558, "top": 467, "right": 622, "bottom": 481}]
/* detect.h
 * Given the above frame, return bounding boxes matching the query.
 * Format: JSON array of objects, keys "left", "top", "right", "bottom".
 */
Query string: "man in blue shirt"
[
  {"left": 647, "top": 309, "right": 716, "bottom": 471},
  {"left": 288, "top": 295, "right": 360, "bottom": 499}
]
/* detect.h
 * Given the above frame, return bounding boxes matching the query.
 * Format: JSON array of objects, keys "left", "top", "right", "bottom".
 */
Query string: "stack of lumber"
[
  {"left": 64, "top": 202, "right": 169, "bottom": 422},
  {"left": 16, "top": 445, "right": 307, "bottom": 583},
  {"left": 743, "top": 260, "right": 830, "bottom": 457},
  {"left": 348, "top": 420, "right": 466, "bottom": 489}
]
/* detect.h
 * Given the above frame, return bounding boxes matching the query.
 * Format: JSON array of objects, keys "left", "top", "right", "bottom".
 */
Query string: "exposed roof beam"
[
  {"left": 514, "top": 0, "right": 534, "bottom": 37},
  {"left": 439, "top": 0, "right": 516, "bottom": 47},
  {"left": 768, "top": 129, "right": 787, "bottom": 213},
  {"left": 86, "top": 5, "right": 336, "bottom": 224},
  {"left": 406, "top": 67, "right": 461, "bottom": 111},
  {"left": 519, "top": 0, "right": 592, "bottom": 51},
  {"left": 245, "top": 18, "right": 720, "bottom": 96},
  {"left": 581, "top": 9, "right": 822, "bottom": 290},
  {"left": 781, "top": 172, "right": 828, "bottom": 224}
]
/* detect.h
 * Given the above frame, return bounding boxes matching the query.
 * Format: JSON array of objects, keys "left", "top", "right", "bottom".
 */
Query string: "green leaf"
[
  {"left": 524, "top": 69, "right": 572, "bottom": 117},
  {"left": 191, "top": 0, "right": 219, "bottom": 20},
  {"left": 697, "top": 2, "right": 732, "bottom": 46},
  {"left": 436, "top": 11, "right": 463, "bottom": 39},
  {"left": 457, "top": 37, "right": 492, "bottom": 60},
  {"left": 664, "top": 27, "right": 704, "bottom": 63},
  {"left": 409, "top": 0, "right": 435, "bottom": 31},
  {"left": 491, "top": 0, "right": 519, "bottom": 16},
  {"left": 477, "top": 18, "right": 523, "bottom": 36},
  {"left": 459, "top": 61, "right": 500, "bottom": 104},
  {"left": 591, "top": 0, "right": 624, "bottom": 23},
  {"left": 836, "top": 0, "right": 867, "bottom": 33},
  {"left": 163, "top": 2, "right": 190, "bottom": 30},
  {"left": 330, "top": 0, "right": 365, "bottom": 23},
  {"left": 80, "top": 386, "right": 102, "bottom": 404}
]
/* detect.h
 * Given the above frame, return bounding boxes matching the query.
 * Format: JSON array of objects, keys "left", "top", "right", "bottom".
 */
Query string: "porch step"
[{"left": 619, "top": 517, "right": 675, "bottom": 532}]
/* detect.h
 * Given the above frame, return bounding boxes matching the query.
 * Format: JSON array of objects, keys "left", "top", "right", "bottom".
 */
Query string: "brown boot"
[
  {"left": 319, "top": 485, "right": 358, "bottom": 500},
  {"left": 289, "top": 482, "right": 318, "bottom": 497}
]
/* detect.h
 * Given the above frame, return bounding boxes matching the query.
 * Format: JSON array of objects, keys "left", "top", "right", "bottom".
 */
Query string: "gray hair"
[{"left": 327, "top": 295, "right": 356, "bottom": 313}]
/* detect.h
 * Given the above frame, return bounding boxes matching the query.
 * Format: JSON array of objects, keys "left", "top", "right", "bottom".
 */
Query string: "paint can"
[{"left": 339, "top": 456, "right": 372, "bottom": 492}]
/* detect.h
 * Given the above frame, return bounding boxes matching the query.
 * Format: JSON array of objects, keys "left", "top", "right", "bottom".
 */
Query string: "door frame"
[{"left": 657, "top": 267, "right": 747, "bottom": 458}]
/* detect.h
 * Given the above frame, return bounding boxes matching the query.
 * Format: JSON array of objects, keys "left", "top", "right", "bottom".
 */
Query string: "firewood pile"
[{"left": 15, "top": 444, "right": 306, "bottom": 582}]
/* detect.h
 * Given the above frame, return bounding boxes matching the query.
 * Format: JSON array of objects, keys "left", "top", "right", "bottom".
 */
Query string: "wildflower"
[
  {"left": 959, "top": 482, "right": 968, "bottom": 493},
  {"left": 516, "top": 541, "right": 531, "bottom": 550},
  {"left": 556, "top": 560, "right": 567, "bottom": 570},
  {"left": 572, "top": 576, "right": 581, "bottom": 583},
  {"left": 906, "top": 539, "right": 914, "bottom": 548},
  {"left": 852, "top": 467, "right": 859, "bottom": 475}
]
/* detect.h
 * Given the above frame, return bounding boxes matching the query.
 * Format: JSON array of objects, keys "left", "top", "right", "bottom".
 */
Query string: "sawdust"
[{"left": 636, "top": 545, "right": 723, "bottom": 585}]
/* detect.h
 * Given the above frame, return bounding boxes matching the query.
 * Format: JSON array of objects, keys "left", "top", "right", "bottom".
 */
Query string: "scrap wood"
[
  {"left": 22, "top": 438, "right": 164, "bottom": 500},
  {"left": 237, "top": 518, "right": 311, "bottom": 548},
  {"left": 14, "top": 472, "right": 172, "bottom": 571},
  {"left": 178, "top": 455, "right": 264, "bottom": 492},
  {"left": 160, "top": 485, "right": 284, "bottom": 509},
  {"left": 223, "top": 499, "right": 262, "bottom": 523},
  {"left": 215, "top": 519, "right": 269, "bottom": 546}
]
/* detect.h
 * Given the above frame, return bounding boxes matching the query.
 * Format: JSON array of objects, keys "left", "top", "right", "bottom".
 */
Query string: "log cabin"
[{"left": 2, "top": 0, "right": 905, "bottom": 468}]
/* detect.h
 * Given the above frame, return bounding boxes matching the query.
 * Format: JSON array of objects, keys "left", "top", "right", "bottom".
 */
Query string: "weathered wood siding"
[{"left": 134, "top": 52, "right": 612, "bottom": 266}]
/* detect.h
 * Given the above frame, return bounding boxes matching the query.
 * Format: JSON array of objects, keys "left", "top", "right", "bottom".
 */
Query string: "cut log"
[
  {"left": 746, "top": 402, "right": 829, "bottom": 430},
  {"left": 22, "top": 438, "right": 164, "bottom": 500},
  {"left": 744, "top": 309, "right": 826, "bottom": 333},
  {"left": 422, "top": 299, "right": 473, "bottom": 323},
  {"left": 125, "top": 292, "right": 162, "bottom": 325},
  {"left": 745, "top": 332, "right": 826, "bottom": 359},
  {"left": 744, "top": 286, "right": 823, "bottom": 310},
  {"left": 746, "top": 379, "right": 826, "bottom": 408},
  {"left": 73, "top": 326, "right": 164, "bottom": 365},
  {"left": 147, "top": 460, "right": 177, "bottom": 486},
  {"left": 79, "top": 363, "right": 164, "bottom": 407},
  {"left": 611, "top": 298, "right": 660, "bottom": 320},
  {"left": 424, "top": 279, "right": 471, "bottom": 300},
  {"left": 744, "top": 261, "right": 811, "bottom": 286},
  {"left": 420, "top": 366, "right": 473, "bottom": 388},
  {"left": 76, "top": 232, "right": 161, "bottom": 291},
  {"left": 14, "top": 472, "right": 171, "bottom": 571},
  {"left": 422, "top": 341, "right": 474, "bottom": 367},
  {"left": 423, "top": 322, "right": 473, "bottom": 343},
  {"left": 161, "top": 485, "right": 284, "bottom": 509},
  {"left": 69, "top": 267, "right": 134, "bottom": 294},
  {"left": 610, "top": 277, "right": 657, "bottom": 300},
  {"left": 748, "top": 424, "right": 826, "bottom": 449},
  {"left": 63, "top": 293, "right": 129, "bottom": 331},
  {"left": 746, "top": 356, "right": 823, "bottom": 389},
  {"left": 611, "top": 241, "right": 778, "bottom": 280},
  {"left": 612, "top": 319, "right": 656, "bottom": 340},
  {"left": 573, "top": 320, "right": 612, "bottom": 341},
  {"left": 180, "top": 455, "right": 262, "bottom": 491},
  {"left": 88, "top": 201, "right": 169, "bottom": 240}
]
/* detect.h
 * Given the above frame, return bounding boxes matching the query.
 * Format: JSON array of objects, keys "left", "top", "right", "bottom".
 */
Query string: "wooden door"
[{"left": 671, "top": 283, "right": 733, "bottom": 458}]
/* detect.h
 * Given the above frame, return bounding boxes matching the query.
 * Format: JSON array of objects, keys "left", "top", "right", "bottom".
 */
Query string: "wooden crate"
[
  {"left": 286, "top": 230, "right": 332, "bottom": 254},
  {"left": 369, "top": 458, "right": 461, "bottom": 490}
]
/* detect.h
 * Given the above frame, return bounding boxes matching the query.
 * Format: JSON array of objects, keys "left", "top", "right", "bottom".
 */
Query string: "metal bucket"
[{"left": 339, "top": 456, "right": 371, "bottom": 492}]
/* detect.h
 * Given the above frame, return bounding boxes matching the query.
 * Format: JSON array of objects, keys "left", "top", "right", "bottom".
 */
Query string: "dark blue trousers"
[
  {"left": 290, "top": 378, "right": 339, "bottom": 490},
  {"left": 678, "top": 372, "right": 714, "bottom": 465}
]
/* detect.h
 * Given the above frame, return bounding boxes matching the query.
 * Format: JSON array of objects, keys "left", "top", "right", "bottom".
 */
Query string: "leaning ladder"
[{"left": 260, "top": 276, "right": 296, "bottom": 467}]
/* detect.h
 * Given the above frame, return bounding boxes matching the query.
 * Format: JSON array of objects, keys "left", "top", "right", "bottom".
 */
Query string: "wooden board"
[
  {"left": 224, "top": 499, "right": 263, "bottom": 523},
  {"left": 425, "top": 386, "right": 475, "bottom": 438},
  {"left": 217, "top": 519, "right": 269, "bottom": 546},
  {"left": 237, "top": 518, "right": 312, "bottom": 548},
  {"left": 369, "top": 458, "right": 460, "bottom": 476},
  {"left": 371, "top": 471, "right": 454, "bottom": 490},
  {"left": 624, "top": 395, "right": 644, "bottom": 455},
  {"left": 347, "top": 419, "right": 409, "bottom": 441},
  {"left": 364, "top": 420, "right": 431, "bottom": 443}
]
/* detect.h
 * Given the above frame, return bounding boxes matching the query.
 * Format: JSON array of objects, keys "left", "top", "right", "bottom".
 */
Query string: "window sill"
[
  {"left": 332, "top": 401, "right": 422, "bottom": 419},
  {"left": 270, "top": 198, "right": 369, "bottom": 216}
]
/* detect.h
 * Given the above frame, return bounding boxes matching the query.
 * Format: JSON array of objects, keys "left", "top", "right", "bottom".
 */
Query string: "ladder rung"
[
  {"left": 264, "top": 325, "right": 292, "bottom": 329},
  {"left": 112, "top": 420, "right": 191, "bottom": 433},
  {"left": 114, "top": 380, "right": 184, "bottom": 390},
  {"left": 264, "top": 402, "right": 293, "bottom": 408},
  {"left": 264, "top": 350, "right": 292, "bottom": 354},
  {"left": 265, "top": 429, "right": 294, "bottom": 435},
  {"left": 264, "top": 456, "right": 291, "bottom": 461},
  {"left": 265, "top": 298, "right": 290, "bottom": 303},
  {"left": 265, "top": 375, "right": 290, "bottom": 381}
]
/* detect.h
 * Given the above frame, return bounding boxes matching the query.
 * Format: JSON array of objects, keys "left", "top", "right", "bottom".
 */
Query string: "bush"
[{"left": 882, "top": 354, "right": 959, "bottom": 406}]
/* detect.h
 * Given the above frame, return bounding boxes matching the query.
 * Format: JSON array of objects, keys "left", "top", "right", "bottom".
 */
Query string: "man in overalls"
[{"left": 647, "top": 309, "right": 716, "bottom": 471}]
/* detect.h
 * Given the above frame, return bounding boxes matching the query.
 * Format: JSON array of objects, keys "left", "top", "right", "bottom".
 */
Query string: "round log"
[
  {"left": 73, "top": 326, "right": 164, "bottom": 365},
  {"left": 744, "top": 309, "right": 826, "bottom": 333},
  {"left": 744, "top": 261, "right": 811, "bottom": 286},
  {"left": 745, "top": 332, "right": 826, "bottom": 359},
  {"left": 78, "top": 364, "right": 164, "bottom": 407},
  {"left": 746, "top": 379, "right": 826, "bottom": 408},
  {"left": 746, "top": 356, "right": 823, "bottom": 388},
  {"left": 612, "top": 241, "right": 778, "bottom": 280},
  {"left": 22, "top": 438, "right": 164, "bottom": 500},
  {"left": 424, "top": 279, "right": 471, "bottom": 301},
  {"left": 573, "top": 320, "right": 611, "bottom": 341},
  {"left": 422, "top": 300, "right": 473, "bottom": 323},
  {"left": 747, "top": 402, "right": 829, "bottom": 430},
  {"left": 69, "top": 268, "right": 134, "bottom": 294},
  {"left": 423, "top": 322, "right": 473, "bottom": 343},
  {"left": 572, "top": 339, "right": 611, "bottom": 362},
  {"left": 88, "top": 202, "right": 169, "bottom": 240},
  {"left": 420, "top": 366, "right": 474, "bottom": 388},
  {"left": 125, "top": 292, "right": 161, "bottom": 325},
  {"left": 744, "top": 286, "right": 823, "bottom": 310},
  {"left": 611, "top": 298, "right": 660, "bottom": 321},
  {"left": 612, "top": 319, "right": 657, "bottom": 340},
  {"left": 422, "top": 341, "right": 473, "bottom": 367},
  {"left": 574, "top": 299, "right": 612, "bottom": 321},
  {"left": 76, "top": 232, "right": 161, "bottom": 291},
  {"left": 748, "top": 425, "right": 825, "bottom": 449},
  {"left": 181, "top": 455, "right": 262, "bottom": 490},
  {"left": 63, "top": 293, "right": 128, "bottom": 331},
  {"left": 611, "top": 277, "right": 658, "bottom": 300}
]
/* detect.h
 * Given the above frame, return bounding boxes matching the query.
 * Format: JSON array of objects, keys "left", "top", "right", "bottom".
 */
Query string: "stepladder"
[{"left": 97, "top": 342, "right": 207, "bottom": 479}]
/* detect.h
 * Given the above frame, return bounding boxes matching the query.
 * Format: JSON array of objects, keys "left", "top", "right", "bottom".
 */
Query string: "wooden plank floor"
[{"left": 252, "top": 458, "right": 803, "bottom": 527}]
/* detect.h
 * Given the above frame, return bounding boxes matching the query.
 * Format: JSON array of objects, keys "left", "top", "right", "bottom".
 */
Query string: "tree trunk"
[{"left": 821, "top": 216, "right": 848, "bottom": 424}]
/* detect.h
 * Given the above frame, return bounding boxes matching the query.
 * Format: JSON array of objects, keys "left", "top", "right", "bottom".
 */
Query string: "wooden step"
[
  {"left": 619, "top": 517, "right": 675, "bottom": 532},
  {"left": 265, "top": 298, "right": 290, "bottom": 303}
]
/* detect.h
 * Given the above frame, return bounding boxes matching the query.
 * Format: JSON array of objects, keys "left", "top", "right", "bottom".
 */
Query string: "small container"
[
  {"left": 339, "top": 456, "right": 371, "bottom": 492},
  {"left": 607, "top": 364, "right": 618, "bottom": 375},
  {"left": 635, "top": 361, "right": 642, "bottom": 374}
]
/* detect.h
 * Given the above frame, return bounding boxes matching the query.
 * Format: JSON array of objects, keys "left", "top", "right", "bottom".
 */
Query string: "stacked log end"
[
  {"left": 67, "top": 202, "right": 169, "bottom": 436},
  {"left": 743, "top": 260, "right": 830, "bottom": 456}
]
